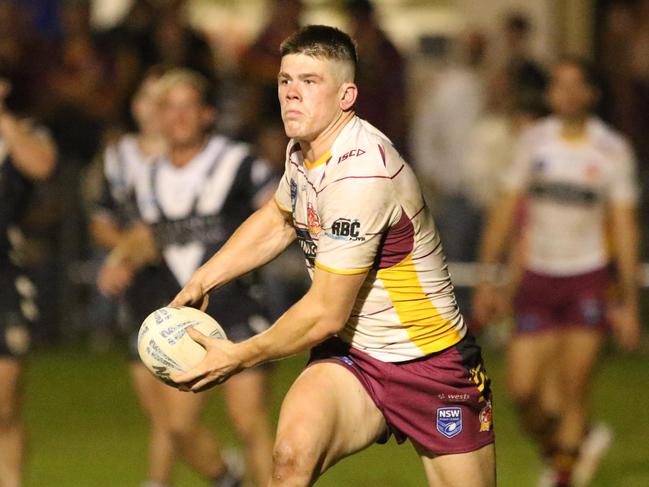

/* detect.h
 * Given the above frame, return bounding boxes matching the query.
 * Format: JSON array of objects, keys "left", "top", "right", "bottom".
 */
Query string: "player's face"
[
  {"left": 548, "top": 63, "right": 596, "bottom": 119},
  {"left": 158, "top": 84, "right": 213, "bottom": 147},
  {"left": 278, "top": 54, "right": 347, "bottom": 141}
]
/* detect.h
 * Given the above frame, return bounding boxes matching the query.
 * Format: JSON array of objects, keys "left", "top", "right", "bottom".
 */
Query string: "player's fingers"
[
  {"left": 171, "top": 366, "right": 205, "bottom": 385},
  {"left": 199, "top": 294, "right": 209, "bottom": 312},
  {"left": 185, "top": 326, "right": 211, "bottom": 348},
  {"left": 169, "top": 291, "right": 188, "bottom": 307},
  {"left": 189, "top": 374, "right": 224, "bottom": 393}
]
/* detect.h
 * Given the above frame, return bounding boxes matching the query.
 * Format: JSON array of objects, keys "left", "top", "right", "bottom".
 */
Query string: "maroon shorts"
[
  {"left": 308, "top": 334, "right": 495, "bottom": 455},
  {"left": 513, "top": 267, "right": 611, "bottom": 334}
]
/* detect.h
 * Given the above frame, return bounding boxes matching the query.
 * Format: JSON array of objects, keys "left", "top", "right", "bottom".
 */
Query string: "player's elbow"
[
  {"left": 310, "top": 318, "right": 346, "bottom": 343},
  {"left": 25, "top": 150, "right": 57, "bottom": 181}
]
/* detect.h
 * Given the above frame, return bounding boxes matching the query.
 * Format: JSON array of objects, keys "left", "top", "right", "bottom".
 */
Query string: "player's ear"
[{"left": 339, "top": 82, "right": 357, "bottom": 111}]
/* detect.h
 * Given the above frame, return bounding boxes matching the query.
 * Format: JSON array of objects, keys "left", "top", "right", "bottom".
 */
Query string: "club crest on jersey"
[
  {"left": 437, "top": 407, "right": 462, "bottom": 439},
  {"left": 479, "top": 401, "right": 493, "bottom": 432},
  {"left": 307, "top": 202, "right": 321, "bottom": 236}
]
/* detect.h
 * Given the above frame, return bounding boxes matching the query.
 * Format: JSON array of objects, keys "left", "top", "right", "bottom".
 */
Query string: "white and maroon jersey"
[
  {"left": 275, "top": 116, "right": 466, "bottom": 362},
  {"left": 503, "top": 116, "right": 639, "bottom": 276}
]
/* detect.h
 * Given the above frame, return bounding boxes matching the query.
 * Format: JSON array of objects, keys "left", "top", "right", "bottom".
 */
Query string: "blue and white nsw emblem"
[{"left": 437, "top": 407, "right": 463, "bottom": 439}]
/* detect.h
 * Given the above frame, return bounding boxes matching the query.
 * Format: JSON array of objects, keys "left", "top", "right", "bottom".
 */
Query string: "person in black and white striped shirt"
[{"left": 94, "top": 69, "right": 274, "bottom": 487}]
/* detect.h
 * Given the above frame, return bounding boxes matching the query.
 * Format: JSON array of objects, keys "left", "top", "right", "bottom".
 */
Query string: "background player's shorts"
[
  {"left": 513, "top": 267, "right": 611, "bottom": 334},
  {"left": 0, "top": 262, "right": 34, "bottom": 358},
  {"left": 308, "top": 334, "right": 495, "bottom": 455},
  {"left": 126, "top": 263, "right": 270, "bottom": 360}
]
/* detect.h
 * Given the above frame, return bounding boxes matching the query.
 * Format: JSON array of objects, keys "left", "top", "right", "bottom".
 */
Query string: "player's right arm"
[
  {"left": 0, "top": 79, "right": 56, "bottom": 181},
  {"left": 170, "top": 198, "right": 296, "bottom": 309},
  {"left": 472, "top": 190, "right": 521, "bottom": 326},
  {"left": 473, "top": 126, "right": 535, "bottom": 326}
]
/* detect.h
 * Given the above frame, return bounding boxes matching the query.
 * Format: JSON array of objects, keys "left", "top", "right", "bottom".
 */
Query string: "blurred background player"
[
  {"left": 95, "top": 68, "right": 274, "bottom": 487},
  {"left": 88, "top": 68, "right": 169, "bottom": 487},
  {"left": 0, "top": 75, "right": 56, "bottom": 487},
  {"left": 473, "top": 58, "right": 641, "bottom": 487}
]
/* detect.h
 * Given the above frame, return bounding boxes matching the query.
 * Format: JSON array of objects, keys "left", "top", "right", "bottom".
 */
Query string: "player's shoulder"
[
  {"left": 328, "top": 117, "right": 397, "bottom": 178},
  {"left": 588, "top": 117, "right": 633, "bottom": 158}
]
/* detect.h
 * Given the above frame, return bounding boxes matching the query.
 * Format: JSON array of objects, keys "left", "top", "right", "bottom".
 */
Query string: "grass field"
[{"left": 20, "top": 342, "right": 649, "bottom": 486}]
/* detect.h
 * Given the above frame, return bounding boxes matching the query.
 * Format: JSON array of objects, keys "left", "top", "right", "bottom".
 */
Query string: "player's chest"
[
  {"left": 529, "top": 144, "right": 611, "bottom": 191},
  {"left": 288, "top": 170, "right": 324, "bottom": 239}
]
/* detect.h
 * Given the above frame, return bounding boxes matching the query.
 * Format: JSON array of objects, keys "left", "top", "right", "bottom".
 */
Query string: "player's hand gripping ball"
[{"left": 137, "top": 306, "right": 226, "bottom": 388}]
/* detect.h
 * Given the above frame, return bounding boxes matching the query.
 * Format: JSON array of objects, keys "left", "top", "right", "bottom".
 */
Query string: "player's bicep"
[{"left": 309, "top": 266, "right": 368, "bottom": 331}]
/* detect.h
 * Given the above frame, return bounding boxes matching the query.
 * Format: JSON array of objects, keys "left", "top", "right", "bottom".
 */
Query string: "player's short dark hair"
[
  {"left": 280, "top": 25, "right": 357, "bottom": 77},
  {"left": 555, "top": 56, "right": 602, "bottom": 91}
]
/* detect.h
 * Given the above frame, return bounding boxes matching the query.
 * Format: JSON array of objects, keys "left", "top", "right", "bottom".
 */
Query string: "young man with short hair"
[{"left": 172, "top": 26, "right": 496, "bottom": 486}]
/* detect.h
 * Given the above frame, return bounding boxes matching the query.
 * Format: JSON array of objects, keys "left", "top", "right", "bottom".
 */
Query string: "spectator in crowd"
[
  {"left": 239, "top": 0, "right": 303, "bottom": 138},
  {"left": 150, "top": 1, "right": 217, "bottom": 84},
  {"left": 410, "top": 30, "right": 488, "bottom": 313},
  {"left": 345, "top": 0, "right": 407, "bottom": 152},
  {"left": 499, "top": 12, "right": 548, "bottom": 103}
]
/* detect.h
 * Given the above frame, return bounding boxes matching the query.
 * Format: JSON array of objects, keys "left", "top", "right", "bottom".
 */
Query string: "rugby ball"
[{"left": 137, "top": 306, "right": 226, "bottom": 387}]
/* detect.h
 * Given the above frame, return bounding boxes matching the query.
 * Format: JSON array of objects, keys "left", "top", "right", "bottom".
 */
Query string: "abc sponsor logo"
[{"left": 325, "top": 218, "right": 365, "bottom": 241}]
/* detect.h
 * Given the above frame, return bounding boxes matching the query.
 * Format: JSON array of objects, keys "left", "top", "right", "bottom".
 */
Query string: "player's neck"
[
  {"left": 559, "top": 115, "right": 589, "bottom": 140},
  {"left": 169, "top": 135, "right": 208, "bottom": 167},
  {"left": 301, "top": 110, "right": 355, "bottom": 163},
  {"left": 137, "top": 132, "right": 166, "bottom": 159}
]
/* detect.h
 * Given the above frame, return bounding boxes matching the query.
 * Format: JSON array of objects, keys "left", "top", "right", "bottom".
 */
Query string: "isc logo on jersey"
[{"left": 325, "top": 218, "right": 365, "bottom": 241}]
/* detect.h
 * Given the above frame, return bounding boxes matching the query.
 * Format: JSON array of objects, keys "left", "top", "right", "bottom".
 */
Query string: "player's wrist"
[{"left": 237, "top": 337, "right": 265, "bottom": 369}]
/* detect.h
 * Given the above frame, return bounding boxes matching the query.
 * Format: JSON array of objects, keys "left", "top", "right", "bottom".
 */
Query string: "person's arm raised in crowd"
[{"left": 0, "top": 79, "right": 56, "bottom": 181}]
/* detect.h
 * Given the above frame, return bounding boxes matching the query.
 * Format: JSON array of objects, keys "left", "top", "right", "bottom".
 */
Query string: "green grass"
[{"left": 21, "top": 344, "right": 649, "bottom": 486}]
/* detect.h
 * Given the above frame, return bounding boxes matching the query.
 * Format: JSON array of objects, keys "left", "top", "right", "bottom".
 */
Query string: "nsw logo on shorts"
[{"left": 436, "top": 407, "right": 462, "bottom": 439}]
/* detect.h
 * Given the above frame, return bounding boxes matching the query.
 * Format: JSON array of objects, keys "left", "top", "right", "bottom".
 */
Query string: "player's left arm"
[
  {"left": 608, "top": 202, "right": 641, "bottom": 350},
  {"left": 607, "top": 139, "right": 641, "bottom": 350},
  {"left": 0, "top": 95, "right": 57, "bottom": 181},
  {"left": 172, "top": 266, "right": 367, "bottom": 391}
]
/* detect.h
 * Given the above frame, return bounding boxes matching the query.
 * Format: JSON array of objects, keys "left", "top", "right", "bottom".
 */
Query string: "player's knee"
[
  {"left": 166, "top": 417, "right": 196, "bottom": 444},
  {"left": 272, "top": 434, "right": 319, "bottom": 482},
  {"left": 506, "top": 380, "right": 536, "bottom": 408},
  {"left": 230, "top": 411, "right": 265, "bottom": 444}
]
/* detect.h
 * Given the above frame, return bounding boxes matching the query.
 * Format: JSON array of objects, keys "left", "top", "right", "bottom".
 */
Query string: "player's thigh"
[
  {"left": 557, "top": 328, "right": 603, "bottom": 394},
  {"left": 417, "top": 442, "right": 496, "bottom": 487},
  {"left": 0, "top": 358, "right": 21, "bottom": 421},
  {"left": 130, "top": 362, "right": 170, "bottom": 421},
  {"left": 223, "top": 368, "right": 269, "bottom": 424},
  {"left": 506, "top": 332, "right": 561, "bottom": 399},
  {"left": 160, "top": 382, "right": 211, "bottom": 431},
  {"left": 275, "top": 362, "right": 387, "bottom": 471}
]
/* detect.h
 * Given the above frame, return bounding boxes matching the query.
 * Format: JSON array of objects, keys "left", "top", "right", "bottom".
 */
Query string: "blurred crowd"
[{"left": 1, "top": 0, "right": 648, "bottom": 347}]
